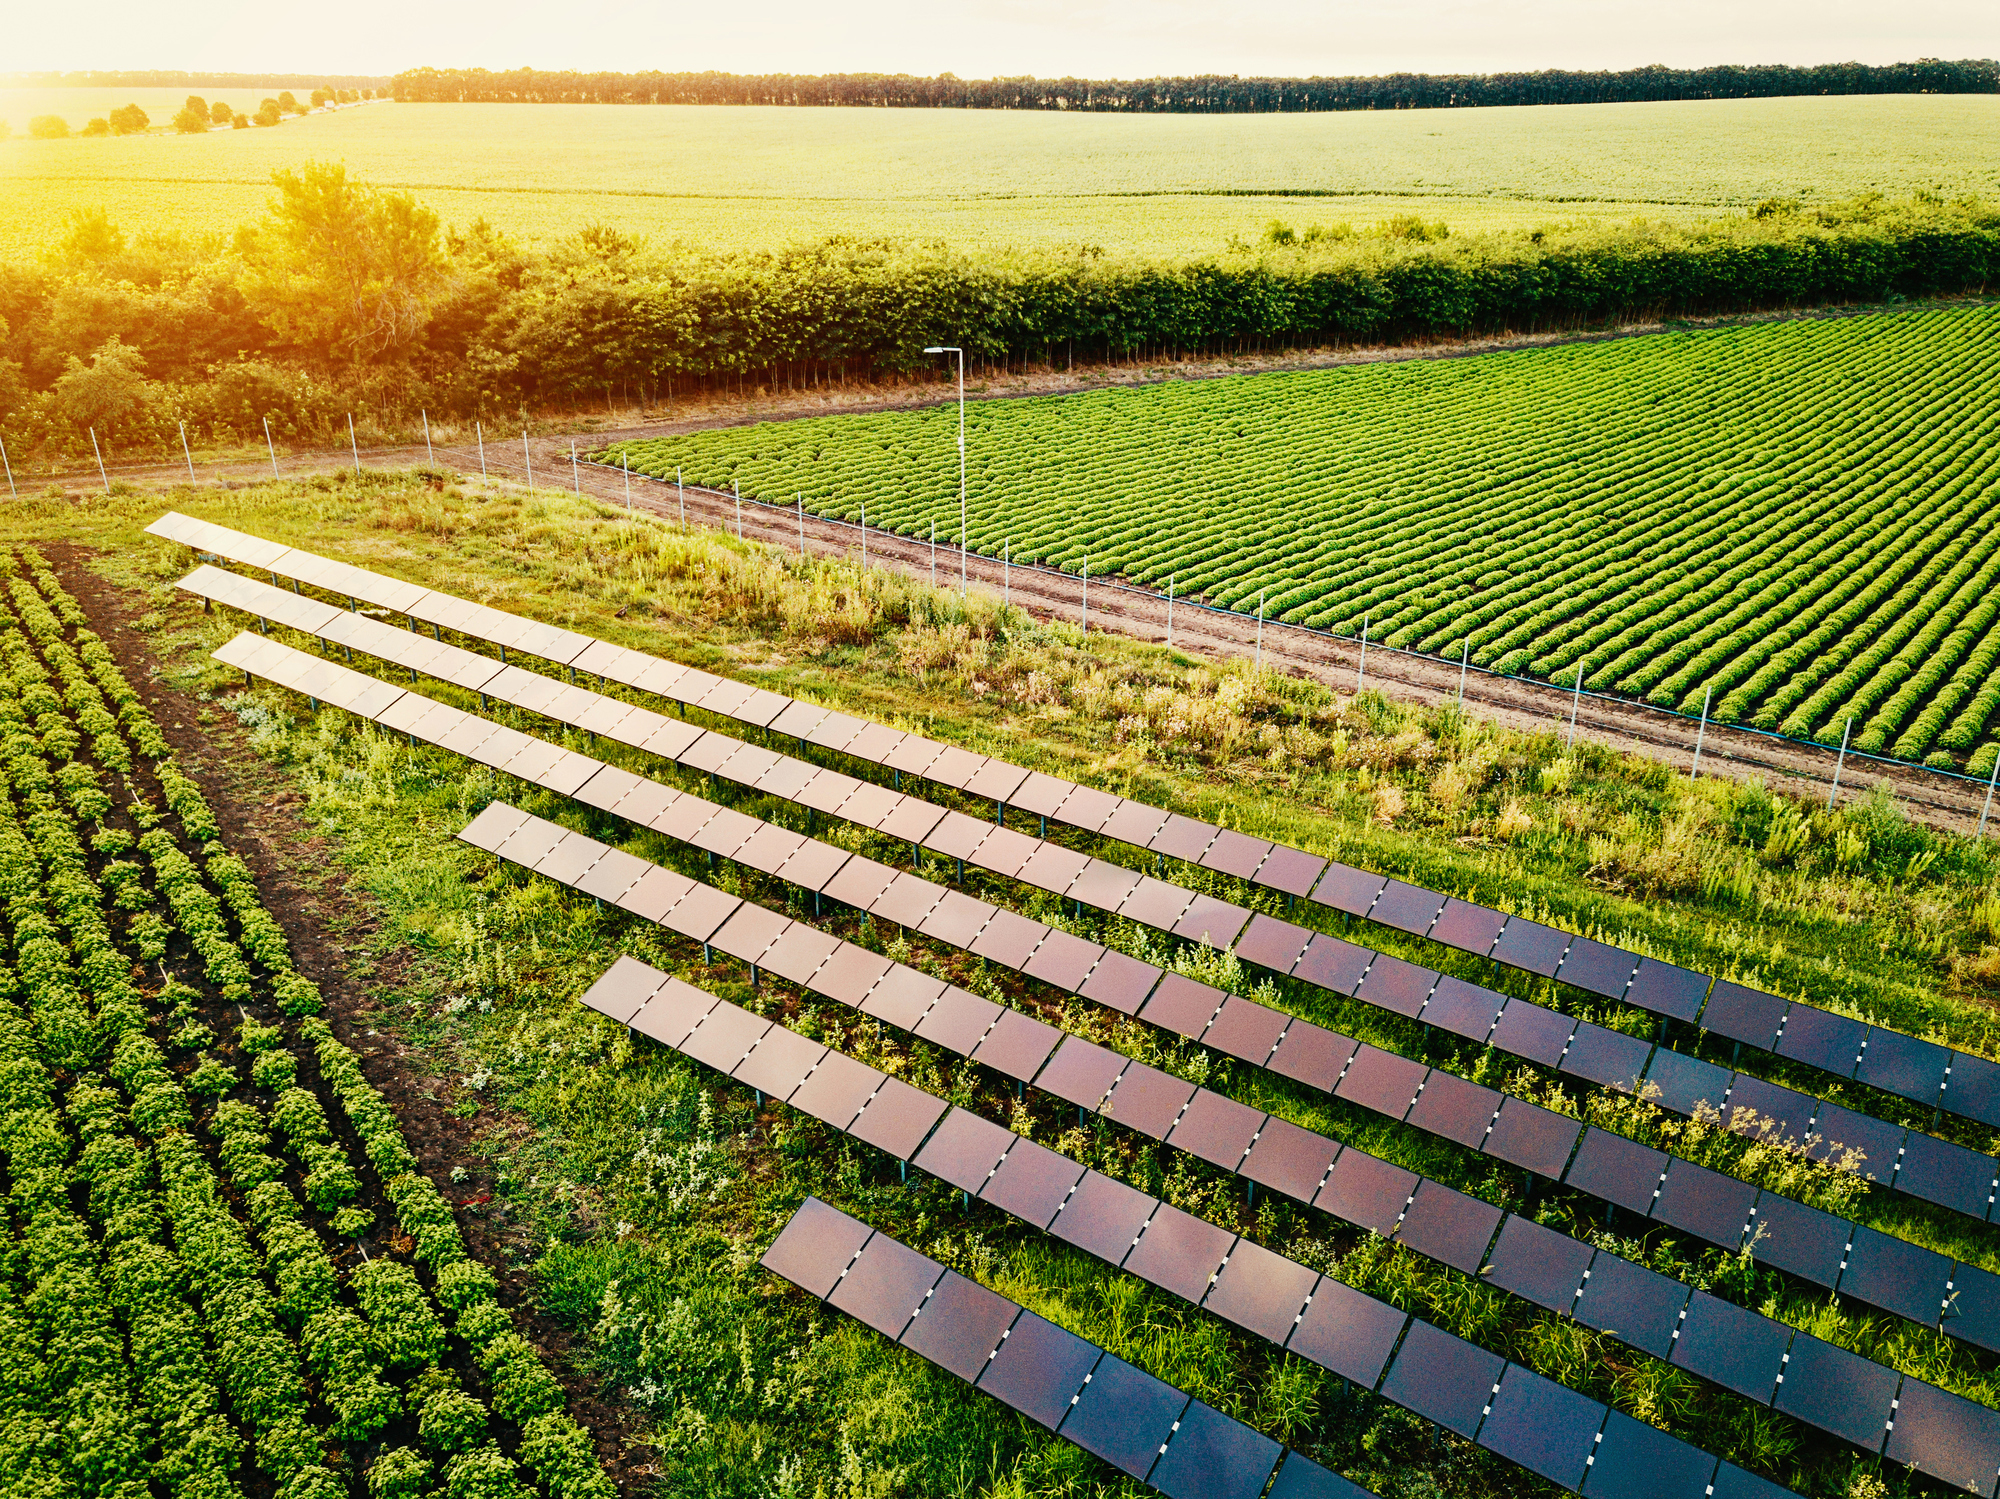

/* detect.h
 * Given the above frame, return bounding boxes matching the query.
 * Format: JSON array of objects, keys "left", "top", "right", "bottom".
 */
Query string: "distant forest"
[
  {"left": 391, "top": 58, "right": 2000, "bottom": 111},
  {"left": 4, "top": 69, "right": 393, "bottom": 89}
]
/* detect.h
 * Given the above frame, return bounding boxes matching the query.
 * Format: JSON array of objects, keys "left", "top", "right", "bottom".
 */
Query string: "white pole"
[
  {"left": 179, "top": 422, "right": 195, "bottom": 483},
  {"left": 1567, "top": 661, "right": 1584, "bottom": 751},
  {"left": 735, "top": 480, "right": 742, "bottom": 538},
  {"left": 476, "top": 421, "right": 486, "bottom": 478},
  {"left": 798, "top": 492, "right": 805, "bottom": 556},
  {"left": 1003, "top": 539, "right": 1009, "bottom": 607},
  {"left": 1081, "top": 559, "right": 1088, "bottom": 632},
  {"left": 1827, "top": 716, "right": 1853, "bottom": 809},
  {"left": 957, "top": 353, "right": 966, "bottom": 597},
  {"left": 677, "top": 467, "right": 685, "bottom": 526},
  {"left": 1981, "top": 747, "right": 2000, "bottom": 838},
  {"left": 931, "top": 519, "right": 937, "bottom": 585},
  {"left": 861, "top": 499, "right": 867, "bottom": 567},
  {"left": 263, "top": 417, "right": 279, "bottom": 477},
  {"left": 522, "top": 431, "right": 533, "bottom": 488},
  {"left": 0, "top": 434, "right": 14, "bottom": 499},
  {"left": 623, "top": 453, "right": 631, "bottom": 509},
  {"left": 90, "top": 428, "right": 109, "bottom": 492},
  {"left": 1357, "top": 614, "right": 1369, "bottom": 690},
  {"left": 1691, "top": 685, "right": 1712, "bottom": 778},
  {"left": 1458, "top": 640, "right": 1469, "bottom": 705},
  {"left": 422, "top": 409, "right": 434, "bottom": 464},
  {"left": 1167, "top": 573, "right": 1174, "bottom": 648},
  {"left": 1255, "top": 588, "right": 1265, "bottom": 669},
  {"left": 348, "top": 413, "right": 360, "bottom": 474},
  {"left": 570, "top": 440, "right": 580, "bottom": 494}
]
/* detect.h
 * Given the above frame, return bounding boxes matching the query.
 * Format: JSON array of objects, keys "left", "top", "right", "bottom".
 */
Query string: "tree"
[
  {"left": 29, "top": 115, "right": 69, "bottom": 139},
  {"left": 254, "top": 100, "right": 282, "bottom": 126},
  {"left": 232, "top": 112, "right": 250, "bottom": 129},
  {"left": 311, "top": 89, "right": 331, "bottom": 108},
  {"left": 0, "top": 317, "right": 25, "bottom": 428},
  {"left": 108, "top": 104, "right": 149, "bottom": 135},
  {"left": 237, "top": 162, "right": 451, "bottom": 366},
  {"left": 58, "top": 208, "right": 127, "bottom": 265},
  {"left": 210, "top": 99, "right": 233, "bottom": 125},
  {"left": 81, "top": 118, "right": 111, "bottom": 137},
  {"left": 173, "top": 96, "right": 211, "bottom": 133},
  {"left": 278, "top": 91, "right": 304, "bottom": 115},
  {"left": 51, "top": 336, "right": 152, "bottom": 440}
]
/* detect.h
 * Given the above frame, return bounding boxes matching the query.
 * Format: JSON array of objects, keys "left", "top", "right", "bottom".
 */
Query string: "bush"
[
  {"left": 28, "top": 115, "right": 69, "bottom": 139},
  {"left": 173, "top": 97, "right": 211, "bottom": 134},
  {"left": 81, "top": 118, "right": 111, "bottom": 137},
  {"left": 254, "top": 100, "right": 282, "bottom": 127},
  {"left": 417, "top": 1388, "right": 489, "bottom": 1453},
  {"left": 107, "top": 104, "right": 150, "bottom": 135},
  {"left": 210, "top": 100, "right": 233, "bottom": 125}
]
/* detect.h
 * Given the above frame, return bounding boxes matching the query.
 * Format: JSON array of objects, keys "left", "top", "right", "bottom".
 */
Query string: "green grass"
[
  {"left": 2, "top": 92, "right": 1997, "bottom": 260},
  {"left": 25, "top": 469, "right": 2000, "bottom": 1497}
]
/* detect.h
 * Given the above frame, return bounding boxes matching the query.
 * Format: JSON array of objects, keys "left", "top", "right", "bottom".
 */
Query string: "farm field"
[
  {"left": 15, "top": 474, "right": 2000, "bottom": 1498},
  {"left": 606, "top": 300, "right": 2000, "bottom": 772},
  {"left": 1, "top": 92, "right": 1997, "bottom": 259},
  {"left": 0, "top": 85, "right": 308, "bottom": 134}
]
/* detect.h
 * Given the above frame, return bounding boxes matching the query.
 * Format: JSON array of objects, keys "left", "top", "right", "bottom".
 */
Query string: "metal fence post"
[
  {"left": 1691, "top": 685, "right": 1713, "bottom": 778},
  {"left": 1167, "top": 573, "right": 1174, "bottom": 648},
  {"left": 1003, "top": 539, "right": 1009, "bottom": 606},
  {"left": 348, "top": 413, "right": 360, "bottom": 474},
  {"left": 476, "top": 421, "right": 486, "bottom": 478},
  {"left": 1255, "top": 588, "right": 1265, "bottom": 670},
  {"left": 1081, "top": 559, "right": 1088, "bottom": 632},
  {"left": 735, "top": 480, "right": 742, "bottom": 538},
  {"left": 522, "top": 431, "right": 532, "bottom": 488},
  {"left": 1981, "top": 749, "right": 2000, "bottom": 838},
  {"left": 1458, "top": 640, "right": 1469, "bottom": 705},
  {"left": 179, "top": 422, "right": 195, "bottom": 483},
  {"left": 1567, "top": 661, "right": 1584, "bottom": 751},
  {"left": 1828, "top": 716, "right": 1853, "bottom": 809},
  {"left": 570, "top": 440, "right": 580, "bottom": 494},
  {"left": 798, "top": 493, "right": 805, "bottom": 556},
  {"left": 623, "top": 453, "right": 631, "bottom": 509},
  {"left": 264, "top": 416, "right": 280, "bottom": 477},
  {"left": 1357, "top": 614, "right": 1369, "bottom": 690},
  {"left": 0, "top": 434, "right": 14, "bottom": 498},
  {"left": 422, "top": 409, "right": 434, "bottom": 464},
  {"left": 90, "top": 427, "right": 109, "bottom": 492}
]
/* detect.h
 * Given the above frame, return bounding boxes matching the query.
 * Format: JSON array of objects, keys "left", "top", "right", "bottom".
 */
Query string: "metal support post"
[
  {"left": 1567, "top": 661, "right": 1584, "bottom": 751},
  {"left": 348, "top": 413, "right": 360, "bottom": 473},
  {"left": 1458, "top": 640, "right": 1469, "bottom": 705},
  {"left": 90, "top": 428, "right": 109, "bottom": 492},
  {"left": 1828, "top": 717, "right": 1853, "bottom": 808},
  {"left": 180, "top": 422, "right": 195, "bottom": 482},
  {"left": 264, "top": 416, "right": 280, "bottom": 477},
  {"left": 422, "top": 409, "right": 434, "bottom": 464},
  {"left": 1691, "top": 685, "right": 1712, "bottom": 778}
]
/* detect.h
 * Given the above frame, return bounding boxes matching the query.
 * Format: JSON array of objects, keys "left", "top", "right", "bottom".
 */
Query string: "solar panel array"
[
  {"left": 761, "top": 1195, "right": 1362, "bottom": 1499},
  {"left": 150, "top": 506, "right": 2000, "bottom": 1143},
  {"left": 213, "top": 625, "right": 2000, "bottom": 1383},
  {"left": 174, "top": 558, "right": 2000, "bottom": 1238},
  {"left": 588, "top": 957, "right": 1792, "bottom": 1499}
]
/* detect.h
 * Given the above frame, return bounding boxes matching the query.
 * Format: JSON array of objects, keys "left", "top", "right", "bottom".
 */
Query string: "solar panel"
[
  {"left": 1199, "top": 828, "right": 1273, "bottom": 880},
  {"left": 629, "top": 979, "right": 723, "bottom": 1049},
  {"left": 1771, "top": 1331, "right": 1897, "bottom": 1451},
  {"left": 1641, "top": 1049, "right": 1732, "bottom": 1118},
  {"left": 913, "top": 1108, "right": 1017, "bottom": 1193},
  {"left": 576, "top": 847, "right": 650, "bottom": 903},
  {"left": 1405, "top": 1070, "right": 1500, "bottom": 1149},
  {"left": 1254, "top": 845, "right": 1329, "bottom": 899},
  {"left": 1891, "top": 1132, "right": 1997, "bottom": 1220},
  {"left": 1048, "top": 1170, "right": 1156, "bottom": 1264},
  {"left": 793, "top": 767, "right": 866, "bottom": 814},
  {"left": 459, "top": 802, "right": 530, "bottom": 852},
  {"left": 976, "top": 1305, "right": 1105, "bottom": 1429},
  {"left": 1624, "top": 959, "right": 1710, "bottom": 1022},
  {"left": 1808, "top": 1103, "right": 1904, "bottom": 1178},
  {"left": 858, "top": 967, "right": 948, "bottom": 1029},
  {"left": 733, "top": 1026, "right": 828, "bottom": 1099},
  {"left": 1066, "top": 858, "right": 1144, "bottom": 914},
  {"left": 1946, "top": 1263, "right": 2000, "bottom": 1353},
  {"left": 961, "top": 758, "right": 1030, "bottom": 805},
  {"left": 1697, "top": 979, "right": 1790, "bottom": 1048},
  {"left": 919, "top": 809, "right": 995, "bottom": 861},
  {"left": 899, "top": 1270, "right": 1020, "bottom": 1382},
  {"left": 578, "top": 956, "right": 668, "bottom": 1024},
  {"left": 618, "top": 866, "right": 700, "bottom": 924},
  {"left": 757, "top": 924, "right": 844, "bottom": 987},
  {"left": 1309, "top": 864, "right": 1386, "bottom": 916},
  {"left": 876, "top": 795, "right": 948, "bottom": 845},
  {"left": 915, "top": 888, "right": 997, "bottom": 950},
  {"left": 1743, "top": 1193, "right": 1851, "bottom": 1286},
  {"left": 760, "top": 1196, "right": 874, "bottom": 1297},
  {"left": 1723, "top": 1074, "right": 1815, "bottom": 1146},
  {"left": 1352, "top": 954, "right": 1436, "bottom": 1017},
  {"left": 1147, "top": 814, "right": 1220, "bottom": 862},
  {"left": 910, "top": 986, "right": 1002, "bottom": 1055},
  {"left": 1572, "top": 1253, "right": 1689, "bottom": 1360},
  {"left": 680, "top": 1001, "right": 773, "bottom": 1073},
  {"left": 1556, "top": 937, "right": 1635, "bottom": 999},
  {"left": 968, "top": 825, "right": 1039, "bottom": 880},
  {"left": 1314, "top": 1151, "right": 1417, "bottom": 1235},
  {"left": 1395, "top": 1183, "right": 1503, "bottom": 1273},
  {"left": 1014, "top": 840, "right": 1093, "bottom": 894},
  {"left": 1138, "top": 973, "right": 1226, "bottom": 1038},
  {"left": 1558, "top": 1023, "right": 1652, "bottom": 1094},
  {"left": 1707, "top": 1463, "right": 1799, "bottom": 1499},
  {"left": 866, "top": 871, "right": 944, "bottom": 930},
  {"left": 1333, "top": 1045, "right": 1426, "bottom": 1121},
  {"left": 774, "top": 838, "right": 855, "bottom": 894},
  {"left": 1774, "top": 1005, "right": 1867, "bottom": 1077},
  {"left": 687, "top": 804, "right": 762, "bottom": 858},
  {"left": 1164, "top": 1090, "right": 1265, "bottom": 1171},
  {"left": 1239, "top": 1117, "right": 1342, "bottom": 1201},
  {"left": 1234, "top": 913, "right": 1315, "bottom": 974},
  {"left": 968, "top": 908, "right": 1048, "bottom": 969},
  {"left": 1059, "top": 1351, "right": 1190, "bottom": 1479},
  {"left": 731, "top": 823, "right": 809, "bottom": 876},
  {"left": 1946, "top": 1052, "right": 2000, "bottom": 1131},
  {"left": 708, "top": 902, "right": 791, "bottom": 965},
  {"left": 827, "top": 1232, "right": 946, "bottom": 1339},
  {"left": 1100, "top": 1063, "right": 1199, "bottom": 1140},
  {"left": 1378, "top": 1320, "right": 1502, "bottom": 1437},
  {"left": 1481, "top": 1215, "right": 1590, "bottom": 1312},
  {"left": 1669, "top": 1294, "right": 1789, "bottom": 1401},
  {"left": 979, "top": 1137, "right": 1085, "bottom": 1228},
  {"left": 1148, "top": 1399, "right": 1283, "bottom": 1499},
  {"left": 969, "top": 1009, "right": 1061, "bottom": 1081},
  {"left": 1266, "top": 1451, "right": 1374, "bottom": 1499},
  {"left": 1021, "top": 929, "right": 1103, "bottom": 992},
  {"left": 1284, "top": 1277, "right": 1407, "bottom": 1385},
  {"left": 1267, "top": 1021, "right": 1358, "bottom": 1091},
  {"left": 1478, "top": 1363, "right": 1607, "bottom": 1489},
  {"left": 788, "top": 1051, "right": 885, "bottom": 1130},
  {"left": 535, "top": 833, "right": 604, "bottom": 888},
  {"left": 848, "top": 1078, "right": 949, "bottom": 1159},
  {"left": 1489, "top": 919, "right": 1571, "bottom": 977},
  {"left": 1419, "top": 976, "right": 1503, "bottom": 1044},
  {"left": 1202, "top": 1238, "right": 1320, "bottom": 1343},
  {"left": 1116, "top": 875, "right": 1198, "bottom": 931},
  {"left": 1882, "top": 1373, "right": 2000, "bottom": 1497},
  {"left": 1075, "top": 950, "right": 1162, "bottom": 1016},
  {"left": 1429, "top": 898, "right": 1508, "bottom": 955},
  {"left": 1581, "top": 1411, "right": 1719, "bottom": 1499},
  {"left": 1124, "top": 1203, "right": 1236, "bottom": 1303},
  {"left": 1651, "top": 1160, "right": 1756, "bottom": 1250},
  {"left": 1036, "top": 1036, "right": 1129, "bottom": 1111},
  {"left": 1370, "top": 881, "right": 1445, "bottom": 936},
  {"left": 1839, "top": 1227, "right": 1951, "bottom": 1327},
  {"left": 1564, "top": 1129, "right": 1667, "bottom": 1214},
  {"left": 1854, "top": 1028, "right": 1950, "bottom": 1103}
]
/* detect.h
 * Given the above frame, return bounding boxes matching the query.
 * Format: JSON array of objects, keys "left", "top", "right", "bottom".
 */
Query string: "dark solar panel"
[
  {"left": 1022, "top": 929, "right": 1104, "bottom": 992},
  {"left": 1947, "top": 1263, "right": 2000, "bottom": 1353},
  {"left": 1775, "top": 1005, "right": 1867, "bottom": 1077},
  {"left": 1482, "top": 1096, "right": 1582, "bottom": 1179},
  {"left": 975, "top": 1309, "right": 1102, "bottom": 1430},
  {"left": 1771, "top": 1331, "right": 1896, "bottom": 1451},
  {"left": 1139, "top": 973, "right": 1226, "bottom": 1038},
  {"left": 1652, "top": 1160, "right": 1756, "bottom": 1250},
  {"left": 1203, "top": 995, "right": 1290, "bottom": 1065},
  {"left": 1556, "top": 937, "right": 1636, "bottom": 1000},
  {"left": 1255, "top": 846, "right": 1329, "bottom": 899},
  {"left": 1125, "top": 1203, "right": 1236, "bottom": 1303},
  {"left": 1164, "top": 1089, "right": 1265, "bottom": 1170},
  {"left": 1482, "top": 1215, "right": 1590, "bottom": 1312},
  {"left": 980, "top": 1137, "right": 1085, "bottom": 1229},
  {"left": 1075, "top": 950, "right": 1162, "bottom": 1016},
  {"left": 1724, "top": 1074, "right": 1815, "bottom": 1146},
  {"left": 1396, "top": 1183, "right": 1503, "bottom": 1273},
  {"left": 1621, "top": 960, "right": 1713, "bottom": 1026},
  {"left": 1478, "top": 1363, "right": 1606, "bottom": 1489},
  {"left": 822, "top": 855, "right": 898, "bottom": 911},
  {"left": 661, "top": 883, "right": 745, "bottom": 944},
  {"left": 912, "top": 987, "right": 1003, "bottom": 1057},
  {"left": 1808, "top": 1103, "right": 1904, "bottom": 1179},
  {"left": 1670, "top": 1294, "right": 1789, "bottom": 1401},
  {"left": 708, "top": 903, "right": 792, "bottom": 966},
  {"left": 1235, "top": 913, "right": 1315, "bottom": 975},
  {"left": 811, "top": 946, "right": 898, "bottom": 1008},
  {"left": 1406, "top": 1070, "right": 1500, "bottom": 1149},
  {"left": 1293, "top": 934, "right": 1375, "bottom": 995},
  {"left": 1643, "top": 1049, "right": 1733, "bottom": 1118},
  {"left": 1201, "top": 828, "right": 1274, "bottom": 880},
  {"left": 1572, "top": 1252, "right": 1689, "bottom": 1361},
  {"left": 1203, "top": 1237, "right": 1320, "bottom": 1343},
  {"left": 1882, "top": 1373, "right": 2000, "bottom": 1497},
  {"left": 1172, "top": 893, "right": 1253, "bottom": 949},
  {"left": 758, "top": 925, "right": 844, "bottom": 986},
  {"left": 1420, "top": 976, "right": 1503, "bottom": 1044},
  {"left": 580, "top": 956, "right": 667, "bottom": 1024},
  {"left": 1371, "top": 881, "right": 1446, "bottom": 936},
  {"left": 1309, "top": 863, "right": 1387, "bottom": 916},
  {"left": 789, "top": 1051, "right": 885, "bottom": 1131},
  {"left": 629, "top": 981, "right": 723, "bottom": 1050},
  {"left": 733, "top": 1026, "right": 828, "bottom": 1099},
  {"left": 1266, "top": 1452, "right": 1373, "bottom": 1499},
  {"left": 1490, "top": 918, "right": 1571, "bottom": 977},
  {"left": 1945, "top": 1051, "right": 2000, "bottom": 1132},
  {"left": 1564, "top": 1128, "right": 1666, "bottom": 1214},
  {"left": 1148, "top": 813, "right": 1220, "bottom": 862},
  {"left": 1558, "top": 1023, "right": 1653, "bottom": 1094},
  {"left": 1098, "top": 799, "right": 1170, "bottom": 849},
  {"left": 1149, "top": 1397, "right": 1283, "bottom": 1499},
  {"left": 826, "top": 1233, "right": 945, "bottom": 1339},
  {"left": 1314, "top": 1151, "right": 1417, "bottom": 1235},
  {"left": 1489, "top": 998, "right": 1577, "bottom": 1068},
  {"left": 1430, "top": 898, "right": 1508, "bottom": 956},
  {"left": 681, "top": 1002, "right": 774, "bottom": 1073},
  {"left": 858, "top": 965, "right": 948, "bottom": 1030},
  {"left": 1744, "top": 1193, "right": 1850, "bottom": 1286},
  {"left": 1353, "top": 954, "right": 1437, "bottom": 1018},
  {"left": 913, "top": 1107, "right": 1018, "bottom": 1193},
  {"left": 1581, "top": 1411, "right": 1719, "bottom": 1499},
  {"left": 1285, "top": 1276, "right": 1408, "bottom": 1386},
  {"left": 1840, "top": 1227, "right": 1951, "bottom": 1327},
  {"left": 968, "top": 908, "right": 1047, "bottom": 969},
  {"left": 849, "top": 1078, "right": 949, "bottom": 1160},
  {"left": 918, "top": 808, "right": 994, "bottom": 861},
  {"left": 1240, "top": 1116, "right": 1341, "bottom": 1202},
  {"left": 1059, "top": 1352, "right": 1190, "bottom": 1479},
  {"left": 1116, "top": 875, "right": 1197, "bottom": 931},
  {"left": 1015, "top": 841, "right": 1092, "bottom": 894},
  {"left": 1066, "top": 858, "right": 1143, "bottom": 915},
  {"left": 869, "top": 871, "right": 945, "bottom": 930},
  {"left": 761, "top": 1197, "right": 874, "bottom": 1297},
  {"left": 1049, "top": 1170, "right": 1156, "bottom": 1265},
  {"left": 1696, "top": 981, "right": 1788, "bottom": 1049},
  {"left": 970, "top": 1009, "right": 1061, "bottom": 1082},
  {"left": 1894, "top": 1132, "right": 1997, "bottom": 1220},
  {"left": 915, "top": 888, "right": 995, "bottom": 949},
  {"left": 1379, "top": 1320, "right": 1502, "bottom": 1438},
  {"left": 1055, "top": 783, "right": 1122, "bottom": 832},
  {"left": 1268, "top": 1021, "right": 1358, "bottom": 1092},
  {"left": 1100, "top": 1064, "right": 1198, "bottom": 1140},
  {"left": 1856, "top": 1028, "right": 1950, "bottom": 1104},
  {"left": 1707, "top": 1463, "right": 1799, "bottom": 1499},
  {"left": 1036, "top": 1036, "right": 1129, "bottom": 1111},
  {"left": 1333, "top": 1045, "right": 1427, "bottom": 1121}
]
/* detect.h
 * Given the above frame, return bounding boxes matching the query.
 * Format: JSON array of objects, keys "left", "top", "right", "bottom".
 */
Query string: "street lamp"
[{"left": 924, "top": 346, "right": 966, "bottom": 594}]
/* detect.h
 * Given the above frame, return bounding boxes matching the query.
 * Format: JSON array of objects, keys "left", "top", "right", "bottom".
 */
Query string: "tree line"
[
  {"left": 3, "top": 70, "right": 391, "bottom": 89},
  {"left": 0, "top": 167, "right": 1992, "bottom": 465},
  {"left": 391, "top": 58, "right": 2000, "bottom": 111}
]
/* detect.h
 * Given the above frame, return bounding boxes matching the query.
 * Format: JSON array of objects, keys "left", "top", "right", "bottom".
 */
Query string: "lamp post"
[{"left": 923, "top": 346, "right": 966, "bottom": 596}]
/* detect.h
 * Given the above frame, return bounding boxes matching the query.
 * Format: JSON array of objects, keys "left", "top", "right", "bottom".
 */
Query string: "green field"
[
  {"left": 607, "top": 302, "right": 2000, "bottom": 769},
  {"left": 2, "top": 93, "right": 1996, "bottom": 260}
]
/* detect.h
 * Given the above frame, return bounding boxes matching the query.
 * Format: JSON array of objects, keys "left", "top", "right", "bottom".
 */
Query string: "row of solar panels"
[
  {"left": 148, "top": 509, "right": 2000, "bottom": 1141},
  {"left": 216, "top": 632, "right": 2000, "bottom": 1496},
  {"left": 470, "top": 798, "right": 2000, "bottom": 1496},
  {"left": 213, "top": 622, "right": 2000, "bottom": 1387},
  {"left": 177, "top": 559, "right": 2000, "bottom": 1258},
  {"left": 583, "top": 954, "right": 1790, "bottom": 1499}
]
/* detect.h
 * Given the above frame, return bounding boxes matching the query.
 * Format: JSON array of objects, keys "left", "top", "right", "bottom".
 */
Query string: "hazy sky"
[{"left": 9, "top": 0, "right": 1995, "bottom": 79}]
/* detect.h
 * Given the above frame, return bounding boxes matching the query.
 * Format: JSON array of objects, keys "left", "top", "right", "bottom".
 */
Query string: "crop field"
[
  {"left": 2, "top": 92, "right": 1997, "bottom": 259},
  {"left": 606, "top": 301, "right": 2000, "bottom": 771}
]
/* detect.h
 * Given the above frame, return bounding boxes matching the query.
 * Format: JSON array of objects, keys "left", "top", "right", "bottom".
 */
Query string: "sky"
[{"left": 6, "top": 0, "right": 1995, "bottom": 79}]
